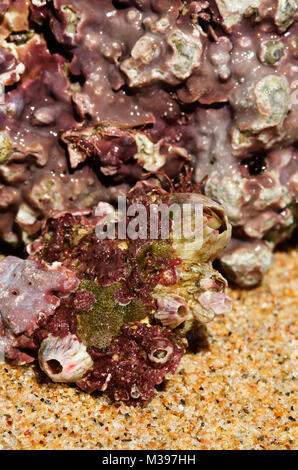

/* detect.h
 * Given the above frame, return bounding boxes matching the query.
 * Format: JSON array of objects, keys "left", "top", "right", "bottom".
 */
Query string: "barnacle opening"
[
  {"left": 178, "top": 305, "right": 187, "bottom": 317},
  {"left": 152, "top": 350, "right": 167, "bottom": 359},
  {"left": 47, "top": 359, "right": 63, "bottom": 375}
]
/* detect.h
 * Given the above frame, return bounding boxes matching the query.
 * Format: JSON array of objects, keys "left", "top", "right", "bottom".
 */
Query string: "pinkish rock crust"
[{"left": 0, "top": 1, "right": 297, "bottom": 281}]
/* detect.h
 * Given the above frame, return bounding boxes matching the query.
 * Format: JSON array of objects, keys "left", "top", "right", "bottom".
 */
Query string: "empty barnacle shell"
[
  {"left": 147, "top": 338, "right": 175, "bottom": 365},
  {"left": 38, "top": 333, "right": 93, "bottom": 383}
]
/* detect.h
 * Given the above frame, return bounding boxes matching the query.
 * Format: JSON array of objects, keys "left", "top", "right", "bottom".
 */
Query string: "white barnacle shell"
[
  {"left": 258, "top": 40, "right": 285, "bottom": 65},
  {"left": 205, "top": 172, "right": 247, "bottom": 225},
  {"left": 153, "top": 263, "right": 232, "bottom": 327},
  {"left": 38, "top": 334, "right": 93, "bottom": 383},
  {"left": 166, "top": 28, "right": 202, "bottom": 81}
]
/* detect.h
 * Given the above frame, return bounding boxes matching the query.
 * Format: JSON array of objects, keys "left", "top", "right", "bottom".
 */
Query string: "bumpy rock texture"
[{"left": 0, "top": 1, "right": 297, "bottom": 283}]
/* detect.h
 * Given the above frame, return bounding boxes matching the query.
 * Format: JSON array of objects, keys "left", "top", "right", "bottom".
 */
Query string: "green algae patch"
[{"left": 76, "top": 280, "right": 148, "bottom": 351}]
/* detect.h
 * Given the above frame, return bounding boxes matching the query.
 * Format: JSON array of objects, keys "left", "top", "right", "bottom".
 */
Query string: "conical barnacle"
[
  {"left": 154, "top": 294, "right": 191, "bottom": 329},
  {"left": 38, "top": 333, "right": 93, "bottom": 382}
]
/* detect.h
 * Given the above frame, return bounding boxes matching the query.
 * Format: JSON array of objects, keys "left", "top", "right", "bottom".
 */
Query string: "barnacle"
[
  {"left": 120, "top": 27, "right": 202, "bottom": 88},
  {"left": 38, "top": 333, "right": 93, "bottom": 382},
  {"left": 259, "top": 40, "right": 285, "bottom": 65},
  {"left": 154, "top": 294, "right": 191, "bottom": 329},
  {"left": 169, "top": 192, "right": 232, "bottom": 263},
  {"left": 275, "top": 0, "right": 297, "bottom": 31},
  {"left": 215, "top": 0, "right": 298, "bottom": 32},
  {"left": 60, "top": 5, "right": 80, "bottom": 38},
  {"left": 231, "top": 74, "right": 291, "bottom": 154},
  {"left": 214, "top": 0, "right": 261, "bottom": 31},
  {"left": 205, "top": 173, "right": 245, "bottom": 225},
  {"left": 167, "top": 29, "right": 202, "bottom": 81},
  {"left": 134, "top": 133, "right": 166, "bottom": 172},
  {"left": 253, "top": 75, "right": 290, "bottom": 132}
]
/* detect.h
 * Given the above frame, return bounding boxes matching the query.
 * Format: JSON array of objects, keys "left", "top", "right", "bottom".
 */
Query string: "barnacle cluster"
[{"left": 0, "top": 180, "right": 232, "bottom": 403}]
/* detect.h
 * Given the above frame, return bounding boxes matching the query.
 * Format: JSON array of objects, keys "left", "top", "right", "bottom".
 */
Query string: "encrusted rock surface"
[{"left": 0, "top": 1, "right": 297, "bottom": 285}]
